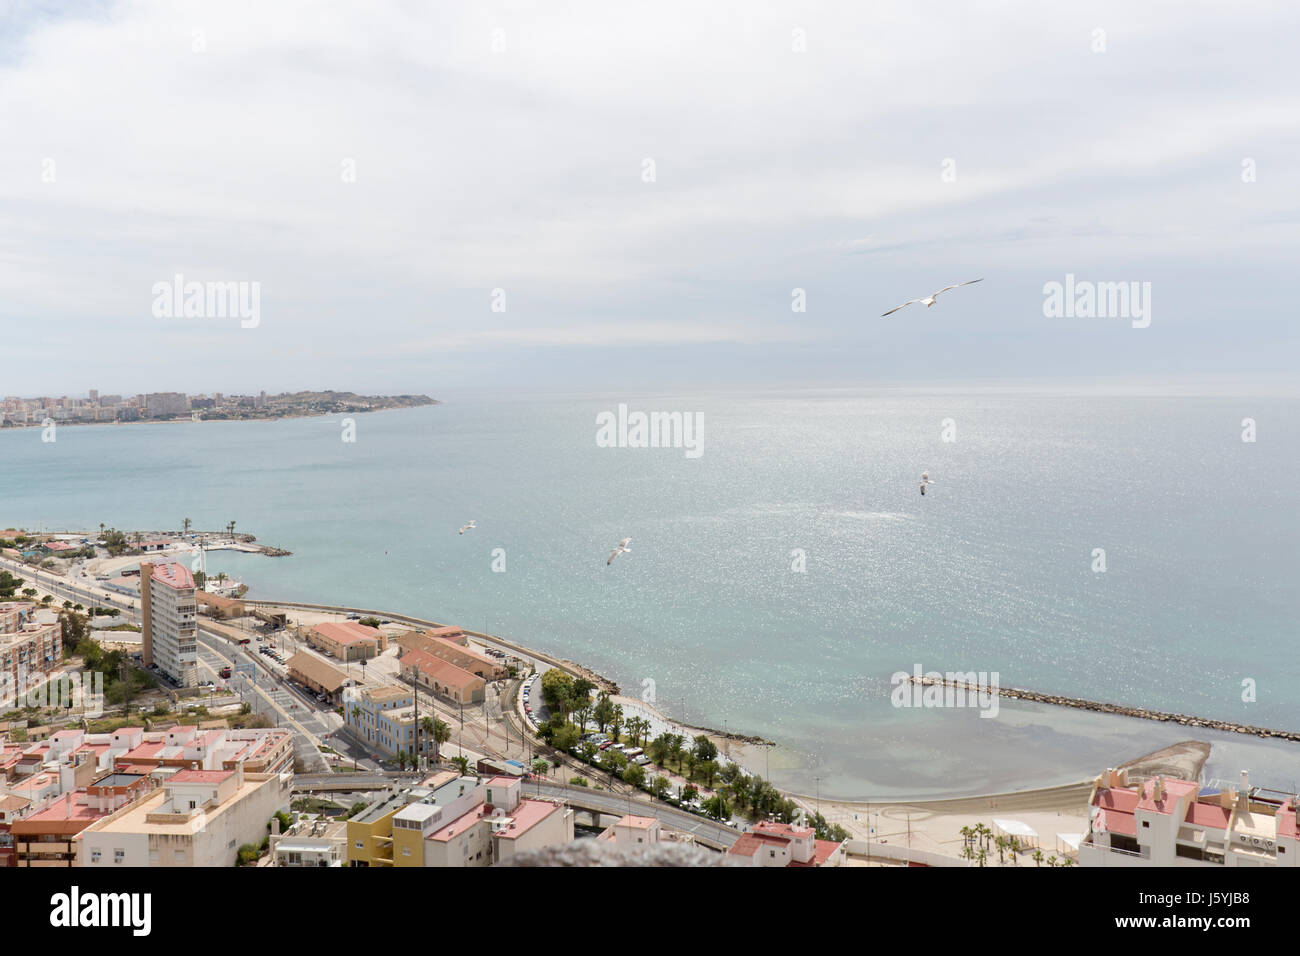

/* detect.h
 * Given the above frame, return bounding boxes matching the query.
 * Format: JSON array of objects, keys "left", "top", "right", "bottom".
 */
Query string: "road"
[
  {"left": 194, "top": 629, "right": 335, "bottom": 773},
  {"left": 528, "top": 781, "right": 739, "bottom": 849}
]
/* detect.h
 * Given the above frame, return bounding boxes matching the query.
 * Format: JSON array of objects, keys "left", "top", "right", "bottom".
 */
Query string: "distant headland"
[{"left": 1, "top": 390, "right": 440, "bottom": 428}]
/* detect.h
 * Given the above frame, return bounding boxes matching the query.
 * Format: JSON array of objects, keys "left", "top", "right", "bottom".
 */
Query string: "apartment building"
[
  {"left": 76, "top": 765, "right": 292, "bottom": 867},
  {"left": 0, "top": 602, "right": 63, "bottom": 701},
  {"left": 140, "top": 562, "right": 198, "bottom": 688},
  {"left": 143, "top": 392, "right": 189, "bottom": 418},
  {"left": 343, "top": 685, "right": 423, "bottom": 759},
  {"left": 9, "top": 771, "right": 155, "bottom": 867},
  {"left": 400, "top": 775, "right": 573, "bottom": 867},
  {"left": 727, "top": 820, "right": 846, "bottom": 867},
  {"left": 1080, "top": 768, "right": 1300, "bottom": 867},
  {"left": 109, "top": 725, "right": 294, "bottom": 776}
]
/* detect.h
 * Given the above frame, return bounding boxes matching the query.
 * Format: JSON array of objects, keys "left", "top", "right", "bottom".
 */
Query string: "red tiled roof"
[
  {"left": 1096, "top": 808, "right": 1137, "bottom": 837},
  {"left": 727, "top": 833, "right": 765, "bottom": 858},
  {"left": 1136, "top": 778, "right": 1198, "bottom": 815},
  {"left": 1185, "top": 802, "right": 1231, "bottom": 830},
  {"left": 402, "top": 649, "right": 483, "bottom": 690},
  {"left": 789, "top": 839, "right": 843, "bottom": 867},
  {"left": 314, "top": 621, "right": 382, "bottom": 645},
  {"left": 1093, "top": 787, "right": 1140, "bottom": 812}
]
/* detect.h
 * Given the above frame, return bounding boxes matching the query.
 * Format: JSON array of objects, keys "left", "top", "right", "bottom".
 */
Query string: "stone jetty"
[{"left": 908, "top": 675, "right": 1300, "bottom": 742}]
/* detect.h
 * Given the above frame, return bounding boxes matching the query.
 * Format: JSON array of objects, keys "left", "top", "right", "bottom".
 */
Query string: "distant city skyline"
[{"left": 3, "top": 1, "right": 1297, "bottom": 395}]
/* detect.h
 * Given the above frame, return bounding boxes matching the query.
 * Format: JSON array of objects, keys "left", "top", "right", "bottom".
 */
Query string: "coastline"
[{"left": 0, "top": 401, "right": 439, "bottom": 432}]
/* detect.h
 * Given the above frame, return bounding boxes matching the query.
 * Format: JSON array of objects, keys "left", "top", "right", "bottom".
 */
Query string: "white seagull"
[
  {"left": 458, "top": 520, "right": 476, "bottom": 535},
  {"left": 881, "top": 278, "right": 983, "bottom": 316},
  {"left": 607, "top": 537, "right": 632, "bottom": 565},
  {"left": 920, "top": 472, "right": 935, "bottom": 496}
]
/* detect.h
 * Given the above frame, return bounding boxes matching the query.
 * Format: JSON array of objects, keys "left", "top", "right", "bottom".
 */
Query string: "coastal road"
[{"left": 196, "top": 629, "right": 331, "bottom": 773}]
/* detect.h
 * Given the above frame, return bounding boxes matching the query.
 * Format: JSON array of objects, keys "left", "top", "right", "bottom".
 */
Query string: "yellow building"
[{"left": 345, "top": 790, "right": 408, "bottom": 867}]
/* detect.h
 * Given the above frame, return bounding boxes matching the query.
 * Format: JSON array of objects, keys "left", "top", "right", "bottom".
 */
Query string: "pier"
[{"left": 908, "top": 675, "right": 1300, "bottom": 742}]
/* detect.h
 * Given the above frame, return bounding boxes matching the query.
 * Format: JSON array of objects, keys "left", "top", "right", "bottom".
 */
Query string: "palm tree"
[
  {"left": 451, "top": 755, "right": 470, "bottom": 774},
  {"left": 668, "top": 733, "right": 685, "bottom": 773},
  {"left": 349, "top": 706, "right": 362, "bottom": 770},
  {"left": 182, "top": 518, "right": 192, "bottom": 535},
  {"left": 1033, "top": 849, "right": 1043, "bottom": 867},
  {"left": 977, "top": 848, "right": 987, "bottom": 868},
  {"left": 1047, "top": 855, "right": 1058, "bottom": 868},
  {"left": 996, "top": 835, "right": 1007, "bottom": 863},
  {"left": 227, "top": 520, "right": 236, "bottom": 541}
]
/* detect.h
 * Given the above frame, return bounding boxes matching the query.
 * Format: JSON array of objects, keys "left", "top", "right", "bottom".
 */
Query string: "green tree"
[
  {"left": 652, "top": 776, "right": 670, "bottom": 801},
  {"left": 592, "top": 692, "right": 616, "bottom": 734},
  {"left": 702, "top": 793, "right": 731, "bottom": 821},
  {"left": 622, "top": 764, "right": 646, "bottom": 788},
  {"left": 692, "top": 734, "right": 718, "bottom": 763},
  {"left": 540, "top": 668, "right": 575, "bottom": 717},
  {"left": 551, "top": 721, "right": 580, "bottom": 752}
]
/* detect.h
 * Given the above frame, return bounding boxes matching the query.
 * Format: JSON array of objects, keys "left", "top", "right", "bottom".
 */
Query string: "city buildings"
[
  {"left": 726, "top": 820, "right": 846, "bottom": 867},
  {"left": 399, "top": 648, "right": 485, "bottom": 704},
  {"left": 140, "top": 562, "right": 198, "bottom": 688},
  {"left": 343, "top": 685, "right": 422, "bottom": 760},
  {"left": 272, "top": 817, "right": 346, "bottom": 867},
  {"left": 309, "top": 621, "right": 384, "bottom": 662},
  {"left": 598, "top": 814, "right": 661, "bottom": 845},
  {"left": 143, "top": 392, "right": 189, "bottom": 418},
  {"left": 76, "top": 764, "right": 292, "bottom": 867},
  {"left": 348, "top": 774, "right": 573, "bottom": 868},
  {"left": 9, "top": 772, "right": 155, "bottom": 866},
  {"left": 396, "top": 629, "right": 506, "bottom": 681},
  {"left": 286, "top": 651, "right": 353, "bottom": 704},
  {"left": 1080, "top": 768, "right": 1300, "bottom": 867},
  {"left": 0, "top": 602, "right": 63, "bottom": 701}
]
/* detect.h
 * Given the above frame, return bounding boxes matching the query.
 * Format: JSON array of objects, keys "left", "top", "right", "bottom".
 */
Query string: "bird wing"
[
  {"left": 881, "top": 299, "right": 923, "bottom": 317},
  {"left": 618, "top": 538, "right": 632, "bottom": 548},
  {"left": 607, "top": 551, "right": 619, "bottom": 564},
  {"left": 932, "top": 278, "right": 983, "bottom": 297}
]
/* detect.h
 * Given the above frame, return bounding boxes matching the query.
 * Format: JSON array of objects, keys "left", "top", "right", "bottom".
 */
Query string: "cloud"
[{"left": 1, "top": 0, "right": 1297, "bottom": 392}]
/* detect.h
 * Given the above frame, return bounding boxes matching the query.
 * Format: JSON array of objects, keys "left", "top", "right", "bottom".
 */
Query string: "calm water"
[{"left": 3, "top": 387, "right": 1297, "bottom": 798}]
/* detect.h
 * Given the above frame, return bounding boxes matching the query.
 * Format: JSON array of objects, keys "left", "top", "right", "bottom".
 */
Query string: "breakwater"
[{"left": 909, "top": 676, "right": 1300, "bottom": 742}]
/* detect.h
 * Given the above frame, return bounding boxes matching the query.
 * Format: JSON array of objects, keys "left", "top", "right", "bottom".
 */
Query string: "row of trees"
[{"left": 959, "top": 822, "right": 1073, "bottom": 867}]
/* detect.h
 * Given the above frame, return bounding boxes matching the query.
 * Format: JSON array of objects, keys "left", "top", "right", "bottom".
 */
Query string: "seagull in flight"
[
  {"left": 607, "top": 538, "right": 632, "bottom": 565},
  {"left": 882, "top": 279, "right": 983, "bottom": 316},
  {"left": 920, "top": 472, "right": 935, "bottom": 496},
  {"left": 458, "top": 520, "right": 476, "bottom": 535}
]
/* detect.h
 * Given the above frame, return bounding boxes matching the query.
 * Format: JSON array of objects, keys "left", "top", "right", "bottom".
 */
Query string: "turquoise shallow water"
[{"left": 3, "top": 387, "right": 1297, "bottom": 798}]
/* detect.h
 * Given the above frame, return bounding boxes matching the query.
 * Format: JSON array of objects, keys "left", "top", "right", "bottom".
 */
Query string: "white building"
[
  {"left": 1080, "top": 768, "right": 1300, "bottom": 868},
  {"left": 140, "top": 562, "right": 198, "bottom": 688},
  {"left": 75, "top": 765, "right": 291, "bottom": 867}
]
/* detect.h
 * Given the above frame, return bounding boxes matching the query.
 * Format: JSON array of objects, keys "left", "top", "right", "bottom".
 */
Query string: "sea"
[{"left": 3, "top": 385, "right": 1297, "bottom": 799}]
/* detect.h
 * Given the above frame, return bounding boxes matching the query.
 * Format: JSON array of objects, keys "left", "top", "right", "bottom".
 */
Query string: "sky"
[{"left": 1, "top": 0, "right": 1297, "bottom": 396}]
